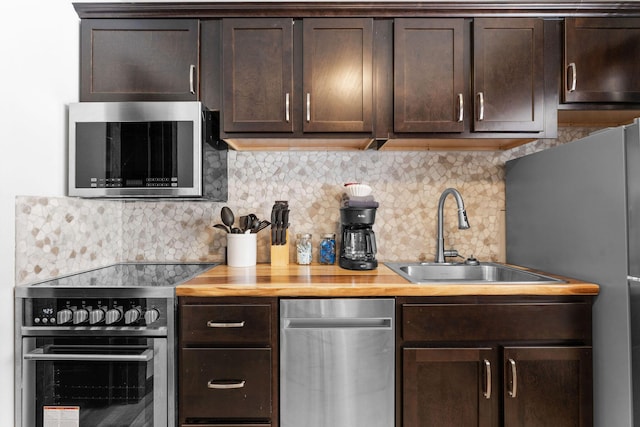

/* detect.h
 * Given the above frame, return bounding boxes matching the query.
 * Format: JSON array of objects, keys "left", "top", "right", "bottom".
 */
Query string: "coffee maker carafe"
[{"left": 339, "top": 207, "right": 378, "bottom": 270}]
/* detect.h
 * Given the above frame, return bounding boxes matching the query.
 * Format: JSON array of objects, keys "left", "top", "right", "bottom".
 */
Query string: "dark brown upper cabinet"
[
  {"left": 564, "top": 17, "right": 640, "bottom": 104},
  {"left": 222, "top": 18, "right": 294, "bottom": 133},
  {"left": 220, "top": 17, "right": 374, "bottom": 139},
  {"left": 393, "top": 18, "right": 545, "bottom": 135},
  {"left": 302, "top": 18, "right": 374, "bottom": 133},
  {"left": 80, "top": 19, "right": 199, "bottom": 102},
  {"left": 394, "top": 19, "right": 466, "bottom": 133},
  {"left": 473, "top": 18, "right": 544, "bottom": 132}
]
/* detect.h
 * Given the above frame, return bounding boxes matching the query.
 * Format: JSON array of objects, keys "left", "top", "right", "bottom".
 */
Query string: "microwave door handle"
[{"left": 24, "top": 347, "right": 154, "bottom": 362}]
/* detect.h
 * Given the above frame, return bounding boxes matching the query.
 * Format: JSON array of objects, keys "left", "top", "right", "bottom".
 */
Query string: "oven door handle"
[{"left": 23, "top": 347, "right": 154, "bottom": 362}]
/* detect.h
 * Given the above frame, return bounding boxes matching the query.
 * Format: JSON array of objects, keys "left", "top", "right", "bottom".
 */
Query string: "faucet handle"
[{"left": 443, "top": 249, "right": 460, "bottom": 258}]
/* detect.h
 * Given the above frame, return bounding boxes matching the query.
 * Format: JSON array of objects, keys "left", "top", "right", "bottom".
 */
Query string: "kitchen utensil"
[
  {"left": 250, "top": 217, "right": 261, "bottom": 233},
  {"left": 213, "top": 223, "right": 230, "bottom": 233},
  {"left": 239, "top": 215, "right": 249, "bottom": 232},
  {"left": 256, "top": 220, "right": 271, "bottom": 233},
  {"left": 271, "top": 206, "right": 278, "bottom": 244},
  {"left": 281, "top": 209, "right": 290, "bottom": 244},
  {"left": 221, "top": 206, "right": 235, "bottom": 230}
]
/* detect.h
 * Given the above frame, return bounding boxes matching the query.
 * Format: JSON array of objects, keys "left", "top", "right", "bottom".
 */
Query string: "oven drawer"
[
  {"left": 180, "top": 348, "right": 272, "bottom": 419},
  {"left": 181, "top": 304, "right": 272, "bottom": 345}
]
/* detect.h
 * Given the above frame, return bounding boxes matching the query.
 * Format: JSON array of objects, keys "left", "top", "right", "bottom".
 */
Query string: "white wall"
[{"left": 0, "top": 1, "right": 79, "bottom": 423}]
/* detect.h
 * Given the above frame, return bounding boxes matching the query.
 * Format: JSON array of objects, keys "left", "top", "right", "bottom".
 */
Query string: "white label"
[{"left": 43, "top": 406, "right": 79, "bottom": 427}]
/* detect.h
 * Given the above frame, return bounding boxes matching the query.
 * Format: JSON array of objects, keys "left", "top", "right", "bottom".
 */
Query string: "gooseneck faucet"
[{"left": 435, "top": 188, "right": 470, "bottom": 263}]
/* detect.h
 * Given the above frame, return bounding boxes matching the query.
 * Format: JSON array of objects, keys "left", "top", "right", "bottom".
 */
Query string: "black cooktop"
[{"left": 26, "top": 263, "right": 216, "bottom": 288}]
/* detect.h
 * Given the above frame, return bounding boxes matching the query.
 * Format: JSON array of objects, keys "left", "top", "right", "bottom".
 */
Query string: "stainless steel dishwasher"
[{"left": 280, "top": 298, "right": 395, "bottom": 427}]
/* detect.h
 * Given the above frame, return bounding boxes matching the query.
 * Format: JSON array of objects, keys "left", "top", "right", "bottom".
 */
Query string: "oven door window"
[{"left": 22, "top": 337, "right": 167, "bottom": 427}]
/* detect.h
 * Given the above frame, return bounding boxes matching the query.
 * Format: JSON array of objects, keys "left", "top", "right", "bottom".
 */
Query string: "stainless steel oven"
[{"left": 15, "top": 263, "right": 215, "bottom": 427}]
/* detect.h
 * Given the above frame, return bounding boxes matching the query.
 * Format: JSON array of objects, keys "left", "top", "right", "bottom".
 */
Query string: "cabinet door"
[
  {"left": 403, "top": 347, "right": 497, "bottom": 427},
  {"left": 473, "top": 18, "right": 544, "bottom": 132},
  {"left": 564, "top": 18, "right": 640, "bottom": 103},
  {"left": 503, "top": 346, "right": 593, "bottom": 427},
  {"left": 394, "top": 19, "right": 465, "bottom": 133},
  {"left": 80, "top": 19, "right": 199, "bottom": 101},
  {"left": 222, "top": 18, "right": 294, "bottom": 133},
  {"left": 303, "top": 18, "right": 373, "bottom": 133}
]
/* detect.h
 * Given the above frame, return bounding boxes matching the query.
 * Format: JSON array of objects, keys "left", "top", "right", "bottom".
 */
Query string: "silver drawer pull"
[
  {"left": 306, "top": 93, "right": 311, "bottom": 122},
  {"left": 285, "top": 92, "right": 290, "bottom": 122},
  {"left": 477, "top": 92, "right": 485, "bottom": 121},
  {"left": 457, "top": 93, "right": 464, "bottom": 123},
  {"left": 568, "top": 62, "right": 577, "bottom": 92},
  {"left": 206, "top": 320, "right": 246, "bottom": 328},
  {"left": 508, "top": 358, "right": 518, "bottom": 398},
  {"left": 207, "top": 380, "right": 246, "bottom": 389},
  {"left": 189, "top": 64, "right": 196, "bottom": 95},
  {"left": 483, "top": 359, "right": 491, "bottom": 399}
]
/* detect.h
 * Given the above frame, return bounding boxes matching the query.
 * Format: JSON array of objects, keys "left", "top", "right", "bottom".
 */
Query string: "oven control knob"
[
  {"left": 56, "top": 309, "right": 73, "bottom": 325},
  {"left": 105, "top": 308, "right": 122, "bottom": 325},
  {"left": 144, "top": 309, "right": 160, "bottom": 325},
  {"left": 73, "top": 308, "right": 89, "bottom": 325},
  {"left": 89, "top": 308, "right": 105, "bottom": 325},
  {"left": 124, "top": 308, "right": 141, "bottom": 325}
]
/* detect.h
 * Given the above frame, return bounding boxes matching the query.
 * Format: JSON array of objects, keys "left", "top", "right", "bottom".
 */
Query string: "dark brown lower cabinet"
[
  {"left": 181, "top": 349, "right": 272, "bottom": 419},
  {"left": 399, "top": 297, "right": 593, "bottom": 427},
  {"left": 179, "top": 297, "right": 278, "bottom": 427},
  {"left": 403, "top": 345, "right": 592, "bottom": 427},
  {"left": 403, "top": 347, "right": 498, "bottom": 427},
  {"left": 503, "top": 346, "right": 593, "bottom": 427}
]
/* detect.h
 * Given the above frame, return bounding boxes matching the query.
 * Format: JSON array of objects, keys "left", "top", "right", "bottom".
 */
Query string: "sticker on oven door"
[{"left": 43, "top": 406, "right": 79, "bottom": 427}]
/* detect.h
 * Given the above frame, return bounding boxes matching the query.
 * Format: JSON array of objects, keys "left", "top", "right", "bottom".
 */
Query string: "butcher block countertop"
[{"left": 176, "top": 263, "right": 599, "bottom": 297}]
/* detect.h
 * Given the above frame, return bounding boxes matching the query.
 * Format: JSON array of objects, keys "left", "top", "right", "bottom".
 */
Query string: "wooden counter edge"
[{"left": 176, "top": 263, "right": 600, "bottom": 297}]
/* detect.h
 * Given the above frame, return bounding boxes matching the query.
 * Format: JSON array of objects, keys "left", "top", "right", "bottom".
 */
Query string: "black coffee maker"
[{"left": 339, "top": 207, "right": 378, "bottom": 270}]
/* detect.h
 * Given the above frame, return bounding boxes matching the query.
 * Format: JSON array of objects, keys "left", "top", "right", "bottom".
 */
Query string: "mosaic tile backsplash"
[{"left": 15, "top": 127, "right": 599, "bottom": 284}]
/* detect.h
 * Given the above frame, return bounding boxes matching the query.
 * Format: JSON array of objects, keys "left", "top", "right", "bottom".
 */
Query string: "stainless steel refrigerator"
[{"left": 506, "top": 119, "right": 640, "bottom": 427}]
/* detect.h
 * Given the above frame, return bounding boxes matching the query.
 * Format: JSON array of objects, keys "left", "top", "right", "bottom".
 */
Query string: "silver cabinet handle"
[
  {"left": 508, "top": 358, "right": 518, "bottom": 398},
  {"left": 568, "top": 62, "right": 577, "bottom": 92},
  {"left": 189, "top": 64, "right": 196, "bottom": 95},
  {"left": 285, "top": 92, "right": 290, "bottom": 122},
  {"left": 457, "top": 93, "right": 464, "bottom": 123},
  {"left": 207, "top": 380, "right": 246, "bottom": 389},
  {"left": 483, "top": 359, "right": 492, "bottom": 399},
  {"left": 206, "top": 320, "right": 246, "bottom": 328},
  {"left": 306, "top": 93, "right": 311, "bottom": 122},
  {"left": 477, "top": 92, "right": 485, "bottom": 121}
]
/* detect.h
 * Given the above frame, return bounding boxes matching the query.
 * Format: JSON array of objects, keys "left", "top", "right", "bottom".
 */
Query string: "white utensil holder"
[{"left": 227, "top": 233, "right": 257, "bottom": 267}]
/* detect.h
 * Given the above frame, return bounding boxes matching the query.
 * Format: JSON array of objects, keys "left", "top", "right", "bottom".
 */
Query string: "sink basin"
[{"left": 384, "top": 262, "right": 565, "bottom": 284}]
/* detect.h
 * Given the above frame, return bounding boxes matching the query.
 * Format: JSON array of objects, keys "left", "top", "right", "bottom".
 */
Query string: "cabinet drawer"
[
  {"left": 402, "top": 303, "right": 591, "bottom": 343},
  {"left": 181, "top": 348, "right": 272, "bottom": 419},
  {"left": 181, "top": 304, "right": 271, "bottom": 345},
  {"left": 182, "top": 424, "right": 270, "bottom": 427}
]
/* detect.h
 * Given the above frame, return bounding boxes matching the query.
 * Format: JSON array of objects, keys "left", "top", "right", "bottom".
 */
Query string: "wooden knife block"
[{"left": 270, "top": 231, "right": 289, "bottom": 266}]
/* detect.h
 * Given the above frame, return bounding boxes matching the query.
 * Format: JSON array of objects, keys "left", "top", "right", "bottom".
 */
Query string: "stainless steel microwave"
[{"left": 68, "top": 101, "right": 227, "bottom": 199}]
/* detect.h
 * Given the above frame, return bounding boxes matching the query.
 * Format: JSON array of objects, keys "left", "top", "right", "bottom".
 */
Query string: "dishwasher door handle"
[{"left": 283, "top": 317, "right": 392, "bottom": 330}]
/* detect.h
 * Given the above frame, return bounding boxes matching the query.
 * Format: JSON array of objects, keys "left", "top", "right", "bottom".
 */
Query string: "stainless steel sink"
[{"left": 384, "top": 262, "right": 565, "bottom": 284}]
